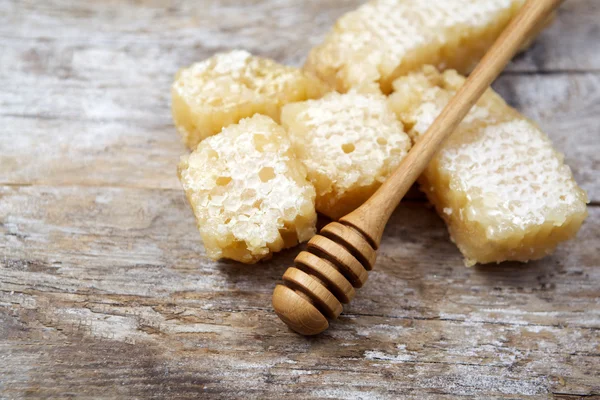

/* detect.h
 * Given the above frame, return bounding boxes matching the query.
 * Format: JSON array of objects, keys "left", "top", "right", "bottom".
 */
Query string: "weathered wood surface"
[{"left": 0, "top": 0, "right": 598, "bottom": 398}]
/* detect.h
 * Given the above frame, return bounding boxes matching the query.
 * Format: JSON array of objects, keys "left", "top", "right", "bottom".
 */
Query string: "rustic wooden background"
[{"left": 1, "top": 0, "right": 599, "bottom": 398}]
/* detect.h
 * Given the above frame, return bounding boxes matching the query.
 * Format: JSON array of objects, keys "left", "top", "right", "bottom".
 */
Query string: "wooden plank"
[
  {"left": 1, "top": 185, "right": 598, "bottom": 397},
  {"left": 1, "top": 1, "right": 598, "bottom": 198},
  {"left": 508, "top": 0, "right": 600, "bottom": 72},
  {"left": 2, "top": 74, "right": 597, "bottom": 200},
  {"left": 1, "top": 0, "right": 599, "bottom": 398},
  {"left": 1, "top": 0, "right": 597, "bottom": 73}
]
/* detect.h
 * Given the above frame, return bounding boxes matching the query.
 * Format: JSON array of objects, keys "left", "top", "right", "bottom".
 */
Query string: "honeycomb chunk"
[
  {"left": 305, "top": 0, "right": 530, "bottom": 94},
  {"left": 281, "top": 92, "right": 411, "bottom": 220},
  {"left": 388, "top": 66, "right": 588, "bottom": 266},
  {"left": 178, "top": 115, "right": 317, "bottom": 263},
  {"left": 172, "top": 50, "right": 330, "bottom": 149}
]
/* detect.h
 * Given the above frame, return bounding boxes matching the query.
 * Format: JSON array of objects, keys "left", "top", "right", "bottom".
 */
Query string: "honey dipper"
[{"left": 272, "top": 0, "right": 563, "bottom": 335}]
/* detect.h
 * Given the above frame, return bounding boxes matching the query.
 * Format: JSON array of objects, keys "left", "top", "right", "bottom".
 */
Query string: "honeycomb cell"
[
  {"left": 388, "top": 66, "right": 588, "bottom": 266},
  {"left": 172, "top": 50, "right": 330, "bottom": 149},
  {"left": 305, "top": 0, "right": 532, "bottom": 94},
  {"left": 281, "top": 92, "right": 411, "bottom": 219},
  {"left": 178, "top": 115, "right": 317, "bottom": 263}
]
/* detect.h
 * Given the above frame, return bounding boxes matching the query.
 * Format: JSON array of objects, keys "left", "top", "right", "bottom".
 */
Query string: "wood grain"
[
  {"left": 1, "top": 185, "right": 599, "bottom": 398},
  {"left": 0, "top": 0, "right": 599, "bottom": 398}
]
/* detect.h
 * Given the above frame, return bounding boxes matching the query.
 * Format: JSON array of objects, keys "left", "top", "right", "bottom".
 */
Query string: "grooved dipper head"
[{"left": 272, "top": 284, "right": 329, "bottom": 335}]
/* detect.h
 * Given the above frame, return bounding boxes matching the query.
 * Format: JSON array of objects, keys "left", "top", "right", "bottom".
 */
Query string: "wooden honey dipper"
[{"left": 273, "top": 0, "right": 563, "bottom": 335}]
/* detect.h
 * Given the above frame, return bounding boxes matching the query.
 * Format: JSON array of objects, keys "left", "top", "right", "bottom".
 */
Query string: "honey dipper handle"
[{"left": 340, "top": 0, "right": 563, "bottom": 247}]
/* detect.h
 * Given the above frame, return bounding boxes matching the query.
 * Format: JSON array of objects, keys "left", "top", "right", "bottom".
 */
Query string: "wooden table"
[{"left": 1, "top": 1, "right": 598, "bottom": 398}]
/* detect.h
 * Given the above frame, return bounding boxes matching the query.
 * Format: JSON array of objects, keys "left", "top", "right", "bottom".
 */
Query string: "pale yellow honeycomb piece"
[
  {"left": 281, "top": 91, "right": 412, "bottom": 220},
  {"left": 178, "top": 115, "right": 317, "bottom": 264},
  {"left": 388, "top": 66, "right": 588, "bottom": 266},
  {"left": 305, "top": 0, "right": 529, "bottom": 94},
  {"left": 172, "top": 50, "right": 330, "bottom": 149}
]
